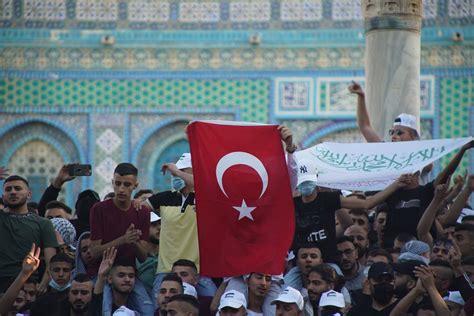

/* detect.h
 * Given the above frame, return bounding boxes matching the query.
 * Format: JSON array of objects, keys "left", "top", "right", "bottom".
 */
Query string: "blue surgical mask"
[
  {"left": 297, "top": 181, "right": 317, "bottom": 196},
  {"left": 171, "top": 176, "right": 186, "bottom": 191},
  {"left": 49, "top": 278, "right": 71, "bottom": 292}
]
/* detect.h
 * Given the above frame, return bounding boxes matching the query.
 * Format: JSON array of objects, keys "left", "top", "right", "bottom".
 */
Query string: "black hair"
[
  {"left": 375, "top": 203, "right": 389, "bottom": 215},
  {"left": 462, "top": 256, "right": 474, "bottom": 266},
  {"left": 168, "top": 294, "right": 200, "bottom": 311},
  {"left": 73, "top": 273, "right": 92, "bottom": 283},
  {"left": 111, "top": 257, "right": 136, "bottom": 270},
  {"left": 172, "top": 259, "right": 198, "bottom": 272},
  {"left": 294, "top": 243, "right": 321, "bottom": 257},
  {"left": 114, "top": 163, "right": 138, "bottom": 176},
  {"left": 395, "top": 232, "right": 416, "bottom": 242},
  {"left": 50, "top": 252, "right": 74, "bottom": 266},
  {"left": 103, "top": 192, "right": 115, "bottom": 200},
  {"left": 309, "top": 264, "right": 337, "bottom": 285},
  {"left": 45, "top": 200, "right": 73, "bottom": 215},
  {"left": 462, "top": 215, "right": 474, "bottom": 223},
  {"left": 444, "top": 222, "right": 459, "bottom": 229},
  {"left": 336, "top": 236, "right": 355, "bottom": 245},
  {"left": 349, "top": 208, "right": 369, "bottom": 219},
  {"left": 0, "top": 198, "right": 4, "bottom": 206},
  {"left": 455, "top": 223, "right": 474, "bottom": 234},
  {"left": 367, "top": 248, "right": 393, "bottom": 264},
  {"left": 161, "top": 273, "right": 184, "bottom": 292},
  {"left": 4, "top": 175, "right": 29, "bottom": 187},
  {"left": 429, "top": 259, "right": 452, "bottom": 269},
  {"left": 134, "top": 189, "right": 154, "bottom": 199}
]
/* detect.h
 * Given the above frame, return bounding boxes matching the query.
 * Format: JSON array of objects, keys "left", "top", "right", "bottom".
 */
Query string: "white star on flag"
[{"left": 232, "top": 199, "right": 256, "bottom": 221}]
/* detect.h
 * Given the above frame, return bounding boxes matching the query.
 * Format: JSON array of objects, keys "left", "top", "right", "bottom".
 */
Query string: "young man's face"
[
  {"left": 2, "top": 180, "right": 31, "bottom": 209},
  {"left": 430, "top": 243, "right": 451, "bottom": 261},
  {"left": 350, "top": 214, "right": 369, "bottom": 232},
  {"left": 80, "top": 238, "right": 94, "bottom": 266},
  {"left": 337, "top": 241, "right": 358, "bottom": 273},
  {"left": 158, "top": 281, "right": 182, "bottom": 311},
  {"left": 11, "top": 290, "right": 26, "bottom": 314},
  {"left": 307, "top": 272, "right": 333, "bottom": 305},
  {"left": 275, "top": 302, "right": 301, "bottom": 316},
  {"left": 374, "top": 212, "right": 387, "bottom": 234},
  {"left": 150, "top": 221, "right": 161, "bottom": 244},
  {"left": 172, "top": 265, "right": 198, "bottom": 286},
  {"left": 166, "top": 300, "right": 196, "bottom": 316},
  {"left": 390, "top": 126, "right": 417, "bottom": 142},
  {"left": 454, "top": 230, "right": 474, "bottom": 257},
  {"left": 108, "top": 266, "right": 135, "bottom": 294},
  {"left": 112, "top": 174, "right": 138, "bottom": 203},
  {"left": 68, "top": 280, "right": 93, "bottom": 314},
  {"left": 296, "top": 248, "right": 322, "bottom": 276},
  {"left": 22, "top": 282, "right": 37, "bottom": 304},
  {"left": 50, "top": 261, "right": 72, "bottom": 287},
  {"left": 219, "top": 306, "right": 247, "bottom": 316},
  {"left": 45, "top": 207, "right": 70, "bottom": 219},
  {"left": 344, "top": 225, "right": 369, "bottom": 252},
  {"left": 247, "top": 273, "right": 271, "bottom": 298}
]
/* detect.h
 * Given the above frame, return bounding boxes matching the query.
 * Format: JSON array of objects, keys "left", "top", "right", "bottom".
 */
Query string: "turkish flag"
[{"left": 188, "top": 121, "right": 295, "bottom": 277}]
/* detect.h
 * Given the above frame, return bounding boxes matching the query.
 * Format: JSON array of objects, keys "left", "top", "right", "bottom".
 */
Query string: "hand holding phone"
[{"left": 68, "top": 164, "right": 92, "bottom": 177}]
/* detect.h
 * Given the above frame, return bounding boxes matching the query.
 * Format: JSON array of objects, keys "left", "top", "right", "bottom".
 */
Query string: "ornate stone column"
[{"left": 362, "top": 0, "right": 422, "bottom": 140}]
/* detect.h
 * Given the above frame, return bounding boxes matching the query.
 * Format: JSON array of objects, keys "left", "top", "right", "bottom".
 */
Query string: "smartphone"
[{"left": 68, "top": 164, "right": 92, "bottom": 176}]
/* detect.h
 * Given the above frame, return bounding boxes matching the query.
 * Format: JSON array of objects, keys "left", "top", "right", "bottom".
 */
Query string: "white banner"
[{"left": 295, "top": 137, "right": 473, "bottom": 191}]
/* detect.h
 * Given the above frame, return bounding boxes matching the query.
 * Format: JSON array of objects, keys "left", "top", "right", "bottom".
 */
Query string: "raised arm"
[
  {"left": 161, "top": 163, "right": 194, "bottom": 188},
  {"left": 340, "top": 174, "right": 411, "bottom": 209},
  {"left": 415, "top": 266, "right": 450, "bottom": 315},
  {"left": 389, "top": 279, "right": 425, "bottom": 316},
  {"left": 278, "top": 125, "right": 298, "bottom": 192},
  {"left": 439, "top": 175, "right": 473, "bottom": 227},
  {"left": 349, "top": 81, "right": 382, "bottom": 143},
  {"left": 434, "top": 140, "right": 473, "bottom": 186},
  {"left": 417, "top": 183, "right": 449, "bottom": 247},
  {"left": 37, "top": 164, "right": 76, "bottom": 217}
]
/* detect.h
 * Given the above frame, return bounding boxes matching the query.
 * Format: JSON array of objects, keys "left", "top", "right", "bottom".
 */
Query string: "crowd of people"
[{"left": 0, "top": 83, "right": 473, "bottom": 316}]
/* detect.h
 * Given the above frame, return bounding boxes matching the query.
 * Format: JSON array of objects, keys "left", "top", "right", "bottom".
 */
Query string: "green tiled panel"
[
  {"left": 439, "top": 77, "right": 472, "bottom": 176},
  {"left": 0, "top": 78, "right": 269, "bottom": 122}
]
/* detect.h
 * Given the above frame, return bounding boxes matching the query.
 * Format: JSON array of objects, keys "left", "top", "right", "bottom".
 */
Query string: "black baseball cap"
[
  {"left": 368, "top": 262, "right": 394, "bottom": 279},
  {"left": 394, "top": 260, "right": 426, "bottom": 279}
]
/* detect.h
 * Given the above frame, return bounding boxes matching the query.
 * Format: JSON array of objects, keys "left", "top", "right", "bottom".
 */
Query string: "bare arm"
[
  {"left": 389, "top": 282, "right": 424, "bottom": 316},
  {"left": 94, "top": 248, "right": 117, "bottom": 295},
  {"left": 37, "top": 246, "right": 57, "bottom": 294},
  {"left": 416, "top": 266, "right": 450, "bottom": 316},
  {"left": 417, "top": 184, "right": 449, "bottom": 247},
  {"left": 335, "top": 208, "right": 353, "bottom": 236},
  {"left": 0, "top": 244, "right": 41, "bottom": 315},
  {"left": 134, "top": 240, "right": 148, "bottom": 263},
  {"left": 434, "top": 140, "right": 473, "bottom": 186},
  {"left": 340, "top": 175, "right": 410, "bottom": 209},
  {"left": 161, "top": 163, "right": 194, "bottom": 187},
  {"left": 278, "top": 125, "right": 298, "bottom": 192},
  {"left": 210, "top": 280, "right": 228, "bottom": 315},
  {"left": 439, "top": 176, "right": 473, "bottom": 226},
  {"left": 349, "top": 81, "right": 382, "bottom": 143}
]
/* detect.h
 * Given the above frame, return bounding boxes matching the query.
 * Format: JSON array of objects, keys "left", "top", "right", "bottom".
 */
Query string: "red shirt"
[{"left": 89, "top": 199, "right": 150, "bottom": 276}]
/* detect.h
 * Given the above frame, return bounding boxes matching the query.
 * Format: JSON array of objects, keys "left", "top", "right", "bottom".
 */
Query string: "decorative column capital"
[{"left": 362, "top": 0, "right": 422, "bottom": 33}]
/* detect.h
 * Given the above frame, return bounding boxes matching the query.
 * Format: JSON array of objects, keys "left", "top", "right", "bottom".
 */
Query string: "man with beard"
[
  {"left": 344, "top": 226, "right": 369, "bottom": 266},
  {"left": 305, "top": 264, "right": 337, "bottom": 315},
  {"left": 348, "top": 262, "right": 398, "bottom": 316},
  {"left": 157, "top": 273, "right": 184, "bottom": 316},
  {"left": 337, "top": 237, "right": 365, "bottom": 293},
  {"left": 67, "top": 274, "right": 93, "bottom": 316},
  {"left": 393, "top": 260, "right": 425, "bottom": 300},
  {"left": 0, "top": 176, "right": 58, "bottom": 293}
]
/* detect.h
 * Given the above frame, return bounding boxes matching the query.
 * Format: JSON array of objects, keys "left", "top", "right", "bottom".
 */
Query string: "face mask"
[
  {"left": 171, "top": 176, "right": 186, "bottom": 191},
  {"left": 297, "top": 181, "right": 317, "bottom": 196},
  {"left": 49, "top": 278, "right": 71, "bottom": 292},
  {"left": 372, "top": 283, "right": 394, "bottom": 305}
]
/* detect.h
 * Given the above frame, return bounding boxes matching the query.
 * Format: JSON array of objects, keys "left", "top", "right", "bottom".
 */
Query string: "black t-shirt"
[
  {"left": 293, "top": 192, "right": 341, "bottom": 261},
  {"left": 383, "top": 181, "right": 435, "bottom": 248},
  {"left": 348, "top": 295, "right": 398, "bottom": 316}
]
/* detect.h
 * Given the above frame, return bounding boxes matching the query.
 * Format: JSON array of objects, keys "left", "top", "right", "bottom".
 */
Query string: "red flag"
[{"left": 188, "top": 121, "right": 295, "bottom": 277}]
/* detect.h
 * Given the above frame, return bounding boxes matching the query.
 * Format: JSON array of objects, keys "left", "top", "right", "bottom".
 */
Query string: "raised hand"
[
  {"left": 0, "top": 166, "right": 9, "bottom": 180},
  {"left": 348, "top": 81, "right": 364, "bottom": 96},
  {"left": 277, "top": 125, "right": 296, "bottom": 153},
  {"left": 161, "top": 163, "right": 180, "bottom": 176},
  {"left": 98, "top": 247, "right": 117, "bottom": 278},
  {"left": 468, "top": 174, "right": 474, "bottom": 192},
  {"left": 433, "top": 182, "right": 450, "bottom": 201},
  {"left": 52, "top": 164, "right": 77, "bottom": 189},
  {"left": 414, "top": 266, "right": 436, "bottom": 290},
  {"left": 395, "top": 174, "right": 413, "bottom": 188},
  {"left": 21, "top": 244, "right": 41, "bottom": 276}
]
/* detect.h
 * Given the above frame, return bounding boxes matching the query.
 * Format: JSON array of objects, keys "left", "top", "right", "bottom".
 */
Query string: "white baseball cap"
[
  {"left": 271, "top": 287, "right": 304, "bottom": 311},
  {"left": 319, "top": 290, "right": 345, "bottom": 308},
  {"left": 218, "top": 290, "right": 247, "bottom": 311},
  {"left": 393, "top": 113, "right": 418, "bottom": 134},
  {"left": 113, "top": 306, "right": 138, "bottom": 316},
  {"left": 296, "top": 158, "right": 318, "bottom": 187},
  {"left": 150, "top": 211, "right": 161, "bottom": 223},
  {"left": 183, "top": 282, "right": 198, "bottom": 298},
  {"left": 175, "top": 153, "right": 192, "bottom": 170}
]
